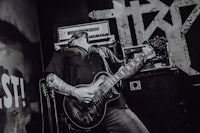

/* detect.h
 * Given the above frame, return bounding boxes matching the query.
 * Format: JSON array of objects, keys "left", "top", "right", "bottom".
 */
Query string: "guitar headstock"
[
  {"left": 40, "top": 79, "right": 49, "bottom": 98},
  {"left": 50, "top": 90, "right": 55, "bottom": 99},
  {"left": 147, "top": 36, "right": 167, "bottom": 49},
  {"left": 143, "top": 36, "right": 168, "bottom": 61}
]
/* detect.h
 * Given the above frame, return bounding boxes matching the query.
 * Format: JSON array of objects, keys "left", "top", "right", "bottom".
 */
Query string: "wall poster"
[{"left": 0, "top": 0, "right": 42, "bottom": 133}]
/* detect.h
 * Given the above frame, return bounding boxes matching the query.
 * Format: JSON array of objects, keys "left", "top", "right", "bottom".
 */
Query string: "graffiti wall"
[
  {"left": 0, "top": 0, "right": 42, "bottom": 133},
  {"left": 88, "top": 0, "right": 200, "bottom": 76}
]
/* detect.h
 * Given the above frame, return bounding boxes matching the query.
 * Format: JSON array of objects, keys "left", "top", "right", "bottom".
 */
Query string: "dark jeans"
[
  {"left": 66, "top": 108, "right": 149, "bottom": 133},
  {"left": 101, "top": 108, "right": 149, "bottom": 133}
]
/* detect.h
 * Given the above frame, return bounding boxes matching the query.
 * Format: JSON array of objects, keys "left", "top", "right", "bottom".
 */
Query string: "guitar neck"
[{"left": 103, "top": 54, "right": 146, "bottom": 89}]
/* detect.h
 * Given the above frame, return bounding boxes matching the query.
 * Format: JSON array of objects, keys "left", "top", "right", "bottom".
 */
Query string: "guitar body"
[{"left": 63, "top": 72, "right": 120, "bottom": 130}]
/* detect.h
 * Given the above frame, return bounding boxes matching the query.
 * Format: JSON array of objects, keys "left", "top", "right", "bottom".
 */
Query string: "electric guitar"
[{"left": 60, "top": 50, "right": 155, "bottom": 130}]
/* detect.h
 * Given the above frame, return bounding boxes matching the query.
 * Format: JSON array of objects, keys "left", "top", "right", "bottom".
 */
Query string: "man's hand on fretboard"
[{"left": 142, "top": 44, "right": 156, "bottom": 60}]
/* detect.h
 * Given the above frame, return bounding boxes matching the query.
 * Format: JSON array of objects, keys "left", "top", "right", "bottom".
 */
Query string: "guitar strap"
[
  {"left": 98, "top": 47, "right": 122, "bottom": 88},
  {"left": 98, "top": 48, "right": 113, "bottom": 75}
]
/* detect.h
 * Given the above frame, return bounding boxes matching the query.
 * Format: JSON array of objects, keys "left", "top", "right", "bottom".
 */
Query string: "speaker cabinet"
[{"left": 122, "top": 70, "right": 185, "bottom": 133}]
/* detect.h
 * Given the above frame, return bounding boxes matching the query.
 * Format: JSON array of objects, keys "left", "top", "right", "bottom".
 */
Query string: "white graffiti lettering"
[
  {"left": 88, "top": 0, "right": 200, "bottom": 75},
  {"left": 0, "top": 73, "right": 25, "bottom": 109}
]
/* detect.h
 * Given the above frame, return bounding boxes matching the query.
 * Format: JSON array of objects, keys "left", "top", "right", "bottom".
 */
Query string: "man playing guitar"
[{"left": 45, "top": 31, "right": 155, "bottom": 133}]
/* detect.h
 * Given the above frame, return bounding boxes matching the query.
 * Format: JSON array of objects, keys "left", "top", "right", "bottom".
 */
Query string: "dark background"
[{"left": 36, "top": 0, "right": 200, "bottom": 133}]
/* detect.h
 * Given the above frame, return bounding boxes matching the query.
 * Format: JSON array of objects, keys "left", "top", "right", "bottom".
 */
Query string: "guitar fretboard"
[{"left": 103, "top": 54, "right": 146, "bottom": 91}]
